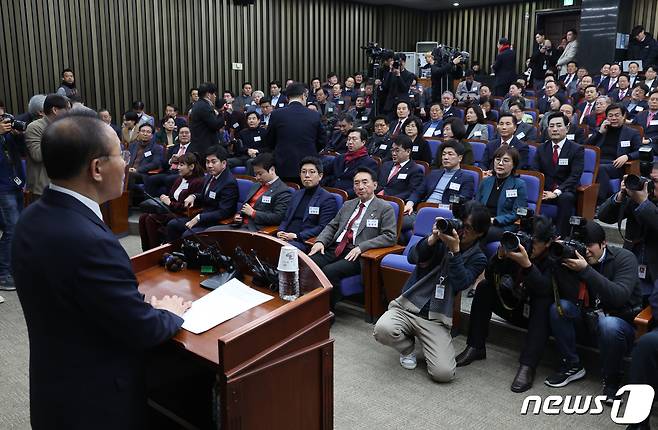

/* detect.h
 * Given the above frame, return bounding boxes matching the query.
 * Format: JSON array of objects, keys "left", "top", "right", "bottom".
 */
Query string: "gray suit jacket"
[
  {"left": 25, "top": 116, "right": 51, "bottom": 195},
  {"left": 466, "top": 123, "right": 489, "bottom": 140},
  {"left": 316, "top": 196, "right": 397, "bottom": 252},
  {"left": 244, "top": 178, "right": 292, "bottom": 231},
  {"left": 455, "top": 80, "right": 481, "bottom": 103}
]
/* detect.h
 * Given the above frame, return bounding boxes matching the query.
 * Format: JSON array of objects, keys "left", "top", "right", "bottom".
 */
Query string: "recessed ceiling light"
[{"left": 453, "top": 2, "right": 460, "bottom": 6}]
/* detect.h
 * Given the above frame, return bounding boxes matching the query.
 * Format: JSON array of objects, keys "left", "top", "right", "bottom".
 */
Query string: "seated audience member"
[
  {"left": 458, "top": 216, "right": 580, "bottom": 392},
  {"left": 422, "top": 103, "right": 444, "bottom": 139},
  {"left": 245, "top": 90, "right": 264, "bottom": 114},
  {"left": 572, "top": 74, "right": 594, "bottom": 106},
  {"left": 269, "top": 80, "right": 288, "bottom": 108},
  {"left": 373, "top": 201, "right": 491, "bottom": 382},
  {"left": 233, "top": 82, "right": 254, "bottom": 112},
  {"left": 277, "top": 157, "right": 338, "bottom": 252},
  {"left": 608, "top": 74, "right": 631, "bottom": 103},
  {"left": 133, "top": 100, "right": 155, "bottom": 127},
  {"left": 121, "top": 111, "right": 140, "bottom": 148},
  {"left": 330, "top": 83, "right": 345, "bottom": 107},
  {"left": 476, "top": 146, "right": 528, "bottom": 242},
  {"left": 326, "top": 115, "right": 353, "bottom": 153},
  {"left": 599, "top": 63, "right": 621, "bottom": 95},
  {"left": 97, "top": 109, "right": 121, "bottom": 139},
  {"left": 375, "top": 135, "right": 424, "bottom": 200},
  {"left": 230, "top": 111, "right": 268, "bottom": 172},
  {"left": 586, "top": 104, "right": 642, "bottom": 202},
  {"left": 127, "top": 124, "right": 163, "bottom": 190},
  {"left": 259, "top": 98, "right": 273, "bottom": 127},
  {"left": 540, "top": 104, "right": 585, "bottom": 145},
  {"left": 538, "top": 96, "right": 563, "bottom": 132},
  {"left": 593, "top": 63, "right": 610, "bottom": 88},
  {"left": 367, "top": 115, "right": 393, "bottom": 160},
  {"left": 138, "top": 153, "right": 205, "bottom": 251},
  {"left": 501, "top": 83, "right": 528, "bottom": 113},
  {"left": 323, "top": 128, "right": 378, "bottom": 198},
  {"left": 347, "top": 95, "right": 371, "bottom": 129},
  {"left": 544, "top": 223, "right": 642, "bottom": 405},
  {"left": 314, "top": 88, "right": 337, "bottom": 127},
  {"left": 643, "top": 65, "right": 658, "bottom": 92},
  {"left": 537, "top": 81, "right": 562, "bottom": 114},
  {"left": 622, "top": 83, "right": 650, "bottom": 120},
  {"left": 627, "top": 61, "right": 641, "bottom": 87},
  {"left": 598, "top": 163, "right": 658, "bottom": 300},
  {"left": 532, "top": 112, "right": 584, "bottom": 236},
  {"left": 479, "top": 84, "right": 492, "bottom": 102},
  {"left": 343, "top": 76, "right": 358, "bottom": 101},
  {"left": 402, "top": 116, "right": 432, "bottom": 163},
  {"left": 464, "top": 105, "right": 489, "bottom": 141},
  {"left": 455, "top": 70, "right": 481, "bottom": 106},
  {"left": 155, "top": 117, "right": 178, "bottom": 148},
  {"left": 309, "top": 167, "right": 397, "bottom": 308},
  {"left": 208, "top": 153, "right": 291, "bottom": 232},
  {"left": 144, "top": 125, "right": 192, "bottom": 197},
  {"left": 166, "top": 146, "right": 238, "bottom": 241},
  {"left": 440, "top": 91, "right": 458, "bottom": 119},
  {"left": 481, "top": 113, "right": 530, "bottom": 172},
  {"left": 479, "top": 97, "right": 497, "bottom": 122},
  {"left": 440, "top": 117, "right": 474, "bottom": 166},
  {"left": 508, "top": 101, "right": 538, "bottom": 142},
  {"left": 633, "top": 89, "right": 658, "bottom": 152},
  {"left": 584, "top": 95, "right": 612, "bottom": 129},
  {"left": 159, "top": 103, "right": 187, "bottom": 129},
  {"left": 558, "top": 61, "right": 579, "bottom": 96},
  {"left": 576, "top": 84, "right": 600, "bottom": 125},
  {"left": 404, "top": 140, "right": 475, "bottom": 230},
  {"left": 390, "top": 101, "right": 412, "bottom": 139}
]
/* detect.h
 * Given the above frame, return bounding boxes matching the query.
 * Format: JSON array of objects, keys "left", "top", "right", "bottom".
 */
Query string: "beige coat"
[{"left": 25, "top": 116, "right": 51, "bottom": 195}]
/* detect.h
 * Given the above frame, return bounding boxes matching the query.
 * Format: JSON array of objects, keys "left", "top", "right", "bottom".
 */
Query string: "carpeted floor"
[{"left": 0, "top": 234, "right": 653, "bottom": 429}]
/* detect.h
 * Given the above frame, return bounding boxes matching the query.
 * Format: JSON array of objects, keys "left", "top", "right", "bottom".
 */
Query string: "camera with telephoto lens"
[
  {"left": 0, "top": 113, "right": 27, "bottom": 132},
  {"left": 624, "top": 146, "right": 655, "bottom": 196},
  {"left": 548, "top": 216, "right": 588, "bottom": 260},
  {"left": 436, "top": 217, "right": 463, "bottom": 234},
  {"left": 500, "top": 208, "right": 535, "bottom": 252},
  {"left": 432, "top": 45, "right": 470, "bottom": 65},
  {"left": 449, "top": 194, "right": 468, "bottom": 219},
  {"left": 360, "top": 42, "right": 394, "bottom": 61}
]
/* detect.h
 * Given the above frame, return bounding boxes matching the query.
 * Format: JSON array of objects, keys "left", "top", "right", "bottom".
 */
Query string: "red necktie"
[
  {"left": 391, "top": 120, "right": 403, "bottom": 139},
  {"left": 335, "top": 203, "right": 365, "bottom": 257},
  {"left": 244, "top": 184, "right": 269, "bottom": 223},
  {"left": 552, "top": 144, "right": 559, "bottom": 167},
  {"left": 387, "top": 163, "right": 402, "bottom": 183}
]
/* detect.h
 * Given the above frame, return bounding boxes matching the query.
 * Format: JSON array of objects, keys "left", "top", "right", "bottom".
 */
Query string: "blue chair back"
[
  {"left": 470, "top": 141, "right": 487, "bottom": 166},
  {"left": 525, "top": 99, "right": 536, "bottom": 109},
  {"left": 231, "top": 166, "right": 247, "bottom": 175},
  {"left": 236, "top": 178, "right": 256, "bottom": 210},
  {"left": 329, "top": 192, "right": 344, "bottom": 210},
  {"left": 453, "top": 108, "right": 465, "bottom": 120},
  {"left": 492, "top": 98, "right": 503, "bottom": 109},
  {"left": 519, "top": 173, "right": 542, "bottom": 213},
  {"left": 406, "top": 207, "right": 453, "bottom": 255},
  {"left": 486, "top": 123, "right": 496, "bottom": 139},
  {"left": 527, "top": 145, "right": 537, "bottom": 164},
  {"left": 428, "top": 139, "right": 442, "bottom": 160},
  {"left": 580, "top": 147, "right": 597, "bottom": 186},
  {"left": 490, "top": 110, "right": 500, "bottom": 121},
  {"left": 484, "top": 241, "right": 500, "bottom": 259},
  {"left": 461, "top": 168, "right": 480, "bottom": 191},
  {"left": 525, "top": 90, "right": 536, "bottom": 97}
]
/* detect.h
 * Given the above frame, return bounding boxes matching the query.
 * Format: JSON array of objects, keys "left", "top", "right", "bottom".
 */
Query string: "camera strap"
[
  {"left": 552, "top": 276, "right": 564, "bottom": 316},
  {"left": 494, "top": 269, "right": 524, "bottom": 311},
  {"left": 617, "top": 198, "right": 644, "bottom": 246}
]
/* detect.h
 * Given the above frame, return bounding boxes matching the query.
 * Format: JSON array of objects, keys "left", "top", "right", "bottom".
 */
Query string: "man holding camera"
[
  {"left": 373, "top": 201, "right": 490, "bottom": 382},
  {"left": 430, "top": 50, "right": 463, "bottom": 104},
  {"left": 458, "top": 215, "right": 580, "bottom": 392},
  {"left": 380, "top": 53, "right": 416, "bottom": 118},
  {"left": 545, "top": 222, "right": 642, "bottom": 404}
]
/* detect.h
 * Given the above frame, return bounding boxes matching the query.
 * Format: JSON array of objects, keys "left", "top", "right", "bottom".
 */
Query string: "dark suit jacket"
[
  {"left": 189, "top": 99, "right": 225, "bottom": 155},
  {"left": 162, "top": 142, "right": 191, "bottom": 172},
  {"left": 540, "top": 124, "right": 585, "bottom": 145},
  {"left": 242, "top": 178, "right": 292, "bottom": 230},
  {"left": 128, "top": 140, "right": 164, "bottom": 174},
  {"left": 323, "top": 153, "right": 379, "bottom": 198},
  {"left": 194, "top": 169, "right": 239, "bottom": 226},
  {"left": 585, "top": 125, "right": 642, "bottom": 161},
  {"left": 476, "top": 175, "right": 528, "bottom": 229},
  {"left": 598, "top": 76, "right": 618, "bottom": 95},
  {"left": 13, "top": 189, "right": 183, "bottom": 430},
  {"left": 381, "top": 68, "right": 416, "bottom": 113},
  {"left": 264, "top": 101, "right": 324, "bottom": 178},
  {"left": 271, "top": 94, "right": 288, "bottom": 109},
  {"left": 409, "top": 167, "right": 475, "bottom": 205},
  {"left": 515, "top": 122, "right": 538, "bottom": 143},
  {"left": 492, "top": 47, "right": 516, "bottom": 89},
  {"left": 376, "top": 160, "right": 424, "bottom": 201},
  {"left": 481, "top": 136, "right": 529, "bottom": 170},
  {"left": 278, "top": 186, "right": 338, "bottom": 241},
  {"left": 367, "top": 134, "right": 393, "bottom": 161},
  {"left": 410, "top": 136, "right": 433, "bottom": 163},
  {"left": 531, "top": 140, "right": 584, "bottom": 193},
  {"left": 167, "top": 175, "right": 205, "bottom": 212},
  {"left": 608, "top": 87, "right": 631, "bottom": 103},
  {"left": 633, "top": 110, "right": 658, "bottom": 145},
  {"left": 622, "top": 99, "right": 649, "bottom": 120}
]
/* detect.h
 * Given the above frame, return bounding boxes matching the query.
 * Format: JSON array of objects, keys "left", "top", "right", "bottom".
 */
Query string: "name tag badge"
[
  {"left": 409, "top": 94, "right": 415, "bottom": 99},
  {"left": 435, "top": 284, "right": 445, "bottom": 300},
  {"left": 639, "top": 264, "right": 647, "bottom": 279},
  {"left": 449, "top": 182, "right": 461, "bottom": 191},
  {"left": 208, "top": 191, "right": 217, "bottom": 199},
  {"left": 412, "top": 145, "right": 419, "bottom": 152},
  {"left": 566, "top": 134, "right": 575, "bottom": 140},
  {"left": 516, "top": 132, "right": 526, "bottom": 139},
  {"left": 474, "top": 131, "right": 482, "bottom": 137},
  {"left": 362, "top": 116, "right": 368, "bottom": 121},
  {"left": 278, "top": 103, "right": 284, "bottom": 107},
  {"left": 254, "top": 136, "right": 261, "bottom": 142},
  {"left": 636, "top": 106, "right": 644, "bottom": 112},
  {"left": 397, "top": 173, "right": 408, "bottom": 180},
  {"left": 13, "top": 177, "right": 22, "bottom": 186},
  {"left": 338, "top": 100, "right": 345, "bottom": 105},
  {"left": 523, "top": 303, "right": 530, "bottom": 319},
  {"left": 438, "top": 203, "right": 451, "bottom": 210},
  {"left": 650, "top": 120, "right": 658, "bottom": 126},
  {"left": 308, "top": 206, "right": 320, "bottom": 215},
  {"left": 328, "top": 108, "right": 334, "bottom": 112},
  {"left": 558, "top": 158, "right": 569, "bottom": 166},
  {"left": 434, "top": 129, "right": 442, "bottom": 136},
  {"left": 232, "top": 122, "right": 239, "bottom": 128},
  {"left": 379, "top": 144, "right": 388, "bottom": 150},
  {"left": 620, "top": 140, "right": 631, "bottom": 148},
  {"left": 144, "top": 150, "right": 152, "bottom": 157},
  {"left": 366, "top": 218, "right": 379, "bottom": 228},
  {"left": 506, "top": 189, "right": 518, "bottom": 198},
  {"left": 261, "top": 195, "right": 271, "bottom": 204},
  {"left": 424, "top": 127, "right": 436, "bottom": 137}
]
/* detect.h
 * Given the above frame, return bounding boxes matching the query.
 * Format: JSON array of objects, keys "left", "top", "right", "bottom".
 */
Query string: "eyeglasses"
[{"left": 494, "top": 157, "right": 513, "bottom": 164}]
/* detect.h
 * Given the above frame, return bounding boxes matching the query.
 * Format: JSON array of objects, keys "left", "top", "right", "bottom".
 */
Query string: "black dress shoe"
[
  {"left": 455, "top": 346, "right": 486, "bottom": 367},
  {"left": 510, "top": 364, "right": 535, "bottom": 393}
]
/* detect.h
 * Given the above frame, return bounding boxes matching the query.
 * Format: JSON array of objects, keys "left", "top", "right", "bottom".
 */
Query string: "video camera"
[
  {"left": 0, "top": 113, "right": 27, "bottom": 132},
  {"left": 500, "top": 208, "right": 534, "bottom": 253},
  {"left": 361, "top": 42, "right": 395, "bottom": 62},
  {"left": 432, "top": 45, "right": 470, "bottom": 65},
  {"left": 624, "top": 146, "right": 655, "bottom": 197},
  {"left": 548, "top": 216, "right": 588, "bottom": 260}
]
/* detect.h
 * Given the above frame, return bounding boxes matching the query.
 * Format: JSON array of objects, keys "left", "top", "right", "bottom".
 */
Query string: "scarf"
[
  {"left": 344, "top": 146, "right": 368, "bottom": 164},
  {"left": 498, "top": 44, "right": 511, "bottom": 53}
]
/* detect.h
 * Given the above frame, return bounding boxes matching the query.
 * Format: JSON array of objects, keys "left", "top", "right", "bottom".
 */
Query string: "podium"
[{"left": 133, "top": 230, "right": 334, "bottom": 429}]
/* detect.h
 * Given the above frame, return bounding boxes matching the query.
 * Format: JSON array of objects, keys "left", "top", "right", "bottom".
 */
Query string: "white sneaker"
[
  {"left": 399, "top": 352, "right": 417, "bottom": 370},
  {"left": 0, "top": 295, "right": 4, "bottom": 303}
]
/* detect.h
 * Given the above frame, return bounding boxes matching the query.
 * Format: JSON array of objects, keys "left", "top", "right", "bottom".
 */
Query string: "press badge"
[
  {"left": 254, "top": 136, "right": 261, "bottom": 142},
  {"left": 474, "top": 131, "right": 482, "bottom": 137},
  {"left": 636, "top": 106, "right": 644, "bottom": 111},
  {"left": 506, "top": 189, "right": 518, "bottom": 198},
  {"left": 558, "top": 158, "right": 569, "bottom": 166},
  {"left": 620, "top": 140, "right": 631, "bottom": 147},
  {"left": 523, "top": 303, "right": 530, "bottom": 319},
  {"left": 651, "top": 120, "right": 658, "bottom": 126},
  {"left": 308, "top": 206, "right": 320, "bottom": 215},
  {"left": 424, "top": 127, "right": 436, "bottom": 137},
  {"left": 261, "top": 195, "right": 271, "bottom": 204},
  {"left": 208, "top": 191, "right": 217, "bottom": 199},
  {"left": 435, "top": 283, "right": 445, "bottom": 300},
  {"left": 144, "top": 151, "right": 152, "bottom": 157},
  {"left": 438, "top": 204, "right": 450, "bottom": 210},
  {"left": 639, "top": 265, "right": 647, "bottom": 279},
  {"left": 232, "top": 122, "right": 239, "bottom": 129},
  {"left": 362, "top": 116, "right": 368, "bottom": 121},
  {"left": 13, "top": 177, "right": 22, "bottom": 186},
  {"left": 366, "top": 219, "right": 378, "bottom": 228},
  {"left": 410, "top": 94, "right": 415, "bottom": 99},
  {"left": 339, "top": 100, "right": 345, "bottom": 105},
  {"left": 379, "top": 144, "right": 388, "bottom": 150},
  {"left": 449, "top": 182, "right": 461, "bottom": 191},
  {"left": 567, "top": 134, "right": 575, "bottom": 140},
  {"left": 328, "top": 108, "right": 334, "bottom": 112},
  {"left": 398, "top": 173, "right": 407, "bottom": 179},
  {"left": 516, "top": 132, "right": 525, "bottom": 139},
  {"left": 412, "top": 145, "right": 419, "bottom": 152},
  {"left": 278, "top": 103, "right": 284, "bottom": 107}
]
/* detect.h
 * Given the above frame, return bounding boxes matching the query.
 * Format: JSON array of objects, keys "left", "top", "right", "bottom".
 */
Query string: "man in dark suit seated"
[
  {"left": 403, "top": 140, "right": 475, "bottom": 230},
  {"left": 622, "top": 83, "right": 649, "bottom": 120},
  {"left": 598, "top": 63, "right": 621, "bottom": 95},
  {"left": 440, "top": 91, "right": 458, "bottom": 119},
  {"left": 375, "top": 135, "right": 424, "bottom": 201},
  {"left": 583, "top": 95, "right": 612, "bottom": 129},
  {"left": 325, "top": 114, "right": 353, "bottom": 153},
  {"left": 127, "top": 123, "right": 163, "bottom": 191},
  {"left": 323, "top": 128, "right": 379, "bottom": 198},
  {"left": 144, "top": 125, "right": 192, "bottom": 196},
  {"left": 13, "top": 113, "right": 190, "bottom": 429},
  {"left": 481, "top": 113, "right": 530, "bottom": 173},
  {"left": 608, "top": 74, "right": 632, "bottom": 103},
  {"left": 347, "top": 95, "right": 372, "bottom": 129},
  {"left": 585, "top": 104, "right": 643, "bottom": 202},
  {"left": 540, "top": 104, "right": 585, "bottom": 145},
  {"left": 532, "top": 112, "right": 585, "bottom": 236},
  {"left": 576, "top": 84, "right": 599, "bottom": 125},
  {"left": 367, "top": 115, "right": 394, "bottom": 161},
  {"left": 309, "top": 167, "right": 397, "bottom": 308},
  {"left": 265, "top": 82, "right": 325, "bottom": 184},
  {"left": 166, "top": 145, "right": 238, "bottom": 241},
  {"left": 269, "top": 80, "right": 288, "bottom": 109},
  {"left": 277, "top": 156, "right": 339, "bottom": 252},
  {"left": 208, "top": 153, "right": 291, "bottom": 232},
  {"left": 507, "top": 101, "right": 538, "bottom": 143},
  {"left": 189, "top": 81, "right": 225, "bottom": 156},
  {"left": 537, "top": 81, "right": 562, "bottom": 114},
  {"left": 632, "top": 89, "right": 658, "bottom": 153}
]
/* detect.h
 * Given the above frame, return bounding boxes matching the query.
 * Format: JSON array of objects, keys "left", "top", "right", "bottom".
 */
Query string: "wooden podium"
[{"left": 133, "top": 230, "right": 334, "bottom": 430}]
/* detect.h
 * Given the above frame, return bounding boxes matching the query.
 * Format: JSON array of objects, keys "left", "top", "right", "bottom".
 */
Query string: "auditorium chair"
[
  {"left": 415, "top": 160, "right": 430, "bottom": 175},
  {"left": 466, "top": 140, "right": 487, "bottom": 168},
  {"left": 517, "top": 170, "right": 545, "bottom": 214},
  {"left": 427, "top": 139, "right": 443, "bottom": 160}
]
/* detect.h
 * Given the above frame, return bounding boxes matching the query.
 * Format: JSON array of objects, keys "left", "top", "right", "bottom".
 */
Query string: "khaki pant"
[{"left": 373, "top": 300, "right": 456, "bottom": 382}]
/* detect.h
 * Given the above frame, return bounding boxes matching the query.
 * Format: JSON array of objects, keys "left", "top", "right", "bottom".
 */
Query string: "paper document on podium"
[{"left": 182, "top": 278, "right": 275, "bottom": 334}]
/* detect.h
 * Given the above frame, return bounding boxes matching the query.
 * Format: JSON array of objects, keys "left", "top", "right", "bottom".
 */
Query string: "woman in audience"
[
  {"left": 121, "top": 111, "right": 140, "bottom": 148},
  {"left": 464, "top": 105, "right": 489, "bottom": 140},
  {"left": 539, "top": 96, "right": 562, "bottom": 132},
  {"left": 475, "top": 146, "right": 527, "bottom": 242},
  {"left": 439, "top": 117, "right": 474, "bottom": 166},
  {"left": 403, "top": 116, "right": 432, "bottom": 163},
  {"left": 155, "top": 117, "right": 178, "bottom": 148},
  {"left": 479, "top": 97, "right": 498, "bottom": 122},
  {"left": 138, "top": 153, "right": 205, "bottom": 251}
]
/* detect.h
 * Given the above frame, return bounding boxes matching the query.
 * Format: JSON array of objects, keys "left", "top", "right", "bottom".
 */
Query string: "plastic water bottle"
[{"left": 277, "top": 246, "right": 300, "bottom": 301}]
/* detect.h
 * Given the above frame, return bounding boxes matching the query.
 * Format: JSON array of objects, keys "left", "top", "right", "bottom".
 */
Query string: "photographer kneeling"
[
  {"left": 545, "top": 222, "right": 642, "bottom": 405},
  {"left": 373, "top": 201, "right": 490, "bottom": 382},
  {"left": 457, "top": 215, "right": 580, "bottom": 393}
]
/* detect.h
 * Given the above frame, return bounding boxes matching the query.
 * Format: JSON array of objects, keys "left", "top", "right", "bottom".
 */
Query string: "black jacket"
[
  {"left": 531, "top": 140, "right": 584, "bottom": 193},
  {"left": 493, "top": 47, "right": 516, "bottom": 89},
  {"left": 627, "top": 32, "right": 658, "bottom": 67},
  {"left": 381, "top": 68, "right": 416, "bottom": 114},
  {"left": 189, "top": 99, "right": 225, "bottom": 155}
]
